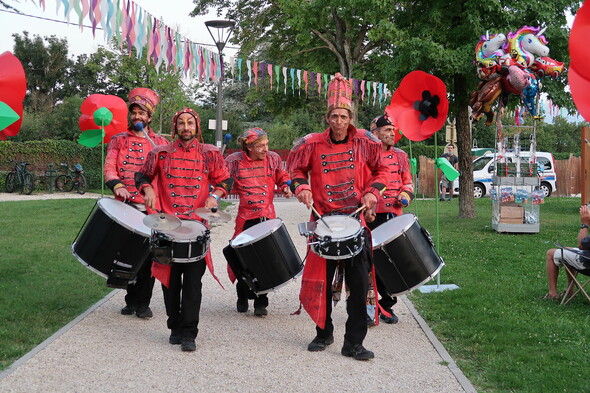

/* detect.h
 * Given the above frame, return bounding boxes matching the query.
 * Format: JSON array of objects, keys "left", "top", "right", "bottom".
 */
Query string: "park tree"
[
  {"left": 193, "top": 0, "right": 579, "bottom": 218},
  {"left": 372, "top": 0, "right": 578, "bottom": 217},
  {"left": 12, "top": 32, "right": 73, "bottom": 112}
]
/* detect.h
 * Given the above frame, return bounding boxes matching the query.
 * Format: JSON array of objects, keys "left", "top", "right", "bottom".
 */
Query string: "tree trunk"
[{"left": 454, "top": 74, "right": 476, "bottom": 218}]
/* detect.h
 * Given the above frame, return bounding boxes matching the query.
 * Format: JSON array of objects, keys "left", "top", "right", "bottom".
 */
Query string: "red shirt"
[
  {"left": 104, "top": 128, "right": 169, "bottom": 204},
  {"left": 377, "top": 147, "right": 414, "bottom": 215},
  {"left": 226, "top": 151, "right": 290, "bottom": 235},
  {"left": 287, "top": 125, "right": 388, "bottom": 217},
  {"left": 136, "top": 139, "right": 232, "bottom": 220}
]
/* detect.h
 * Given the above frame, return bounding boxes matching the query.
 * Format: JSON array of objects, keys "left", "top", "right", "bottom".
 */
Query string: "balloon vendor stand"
[{"left": 491, "top": 102, "right": 543, "bottom": 234}]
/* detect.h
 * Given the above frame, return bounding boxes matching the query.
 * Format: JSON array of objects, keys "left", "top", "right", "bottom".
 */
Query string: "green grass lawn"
[
  {"left": 0, "top": 197, "right": 588, "bottom": 392},
  {"left": 409, "top": 197, "right": 590, "bottom": 393},
  {"left": 0, "top": 199, "right": 111, "bottom": 370}
]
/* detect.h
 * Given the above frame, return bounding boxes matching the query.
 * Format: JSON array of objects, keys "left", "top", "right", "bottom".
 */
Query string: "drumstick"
[
  {"left": 310, "top": 204, "right": 334, "bottom": 232},
  {"left": 348, "top": 187, "right": 387, "bottom": 217},
  {"left": 349, "top": 204, "right": 367, "bottom": 217}
]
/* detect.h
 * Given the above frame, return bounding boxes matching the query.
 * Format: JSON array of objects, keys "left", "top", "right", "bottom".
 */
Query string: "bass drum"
[
  {"left": 371, "top": 214, "right": 444, "bottom": 296},
  {"left": 224, "top": 218, "right": 303, "bottom": 295},
  {"left": 72, "top": 198, "right": 151, "bottom": 287}
]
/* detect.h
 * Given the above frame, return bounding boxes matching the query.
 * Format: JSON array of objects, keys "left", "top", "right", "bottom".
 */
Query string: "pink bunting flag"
[
  {"left": 198, "top": 46, "right": 205, "bottom": 82},
  {"left": 81, "top": 0, "right": 89, "bottom": 29},
  {"left": 253, "top": 61, "right": 259, "bottom": 87},
  {"left": 303, "top": 71, "right": 308, "bottom": 95},
  {"left": 127, "top": 1, "right": 137, "bottom": 55},
  {"left": 120, "top": 0, "right": 128, "bottom": 49},
  {"left": 316, "top": 72, "right": 321, "bottom": 95},
  {"left": 90, "top": 0, "right": 101, "bottom": 37},
  {"left": 267, "top": 63, "right": 273, "bottom": 90},
  {"left": 360, "top": 80, "right": 366, "bottom": 102}
]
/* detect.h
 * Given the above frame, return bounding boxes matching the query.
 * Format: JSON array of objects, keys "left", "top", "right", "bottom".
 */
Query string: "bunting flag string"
[{"left": 37, "top": 0, "right": 391, "bottom": 106}]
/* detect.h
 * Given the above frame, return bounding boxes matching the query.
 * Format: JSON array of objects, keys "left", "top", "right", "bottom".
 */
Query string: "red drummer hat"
[{"left": 128, "top": 87, "right": 159, "bottom": 115}]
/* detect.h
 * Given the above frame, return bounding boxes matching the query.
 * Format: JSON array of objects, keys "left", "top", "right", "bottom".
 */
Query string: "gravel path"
[{"left": 0, "top": 195, "right": 475, "bottom": 393}]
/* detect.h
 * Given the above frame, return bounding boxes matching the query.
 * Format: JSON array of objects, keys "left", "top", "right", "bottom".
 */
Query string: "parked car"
[
  {"left": 440, "top": 151, "right": 557, "bottom": 198},
  {"left": 472, "top": 151, "right": 557, "bottom": 198}
]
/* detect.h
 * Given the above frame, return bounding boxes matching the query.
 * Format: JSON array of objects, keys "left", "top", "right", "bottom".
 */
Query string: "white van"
[{"left": 471, "top": 151, "right": 557, "bottom": 198}]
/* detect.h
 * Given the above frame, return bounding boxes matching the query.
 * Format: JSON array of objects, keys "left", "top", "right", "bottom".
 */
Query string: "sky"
[{"left": 0, "top": 0, "right": 239, "bottom": 58}]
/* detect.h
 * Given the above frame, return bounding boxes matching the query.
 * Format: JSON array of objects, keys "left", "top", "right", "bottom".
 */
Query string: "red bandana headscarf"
[{"left": 171, "top": 107, "right": 202, "bottom": 141}]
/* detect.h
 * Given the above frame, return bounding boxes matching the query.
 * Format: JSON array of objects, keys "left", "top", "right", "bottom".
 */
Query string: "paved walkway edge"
[
  {"left": 402, "top": 296, "right": 477, "bottom": 393},
  {"left": 0, "top": 289, "right": 120, "bottom": 381}
]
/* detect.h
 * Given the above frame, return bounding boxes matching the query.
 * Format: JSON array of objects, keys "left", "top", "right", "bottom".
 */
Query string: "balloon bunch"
[
  {"left": 0, "top": 52, "right": 26, "bottom": 140},
  {"left": 569, "top": 0, "right": 590, "bottom": 121},
  {"left": 469, "top": 26, "right": 565, "bottom": 126}
]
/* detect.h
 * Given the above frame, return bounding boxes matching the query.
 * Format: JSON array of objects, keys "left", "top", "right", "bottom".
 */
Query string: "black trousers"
[
  {"left": 124, "top": 256, "right": 155, "bottom": 308},
  {"left": 124, "top": 205, "right": 155, "bottom": 308},
  {"left": 162, "top": 261, "right": 206, "bottom": 339},
  {"left": 367, "top": 213, "right": 398, "bottom": 310},
  {"left": 235, "top": 217, "right": 268, "bottom": 307},
  {"left": 316, "top": 230, "right": 371, "bottom": 345}
]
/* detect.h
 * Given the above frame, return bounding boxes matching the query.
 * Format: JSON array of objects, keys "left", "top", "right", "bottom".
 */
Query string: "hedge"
[{"left": 0, "top": 140, "right": 104, "bottom": 192}]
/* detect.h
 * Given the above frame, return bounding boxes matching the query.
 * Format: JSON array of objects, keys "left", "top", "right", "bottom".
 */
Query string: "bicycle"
[
  {"left": 5, "top": 161, "right": 35, "bottom": 195},
  {"left": 55, "top": 163, "right": 87, "bottom": 194}
]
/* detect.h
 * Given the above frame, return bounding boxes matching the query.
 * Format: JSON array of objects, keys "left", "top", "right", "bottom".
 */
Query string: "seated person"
[{"left": 544, "top": 204, "right": 590, "bottom": 300}]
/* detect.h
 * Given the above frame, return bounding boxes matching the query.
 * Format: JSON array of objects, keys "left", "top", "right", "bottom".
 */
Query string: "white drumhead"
[
  {"left": 231, "top": 218, "right": 283, "bottom": 247},
  {"left": 160, "top": 220, "right": 207, "bottom": 240},
  {"left": 314, "top": 216, "right": 361, "bottom": 238},
  {"left": 98, "top": 198, "right": 151, "bottom": 237},
  {"left": 371, "top": 214, "right": 416, "bottom": 248}
]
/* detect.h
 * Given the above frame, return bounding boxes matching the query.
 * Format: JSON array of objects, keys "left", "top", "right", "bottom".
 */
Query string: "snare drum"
[
  {"left": 224, "top": 218, "right": 303, "bottom": 295},
  {"left": 72, "top": 198, "right": 151, "bottom": 285},
  {"left": 310, "top": 216, "right": 364, "bottom": 260},
  {"left": 371, "top": 214, "right": 444, "bottom": 296},
  {"left": 151, "top": 220, "right": 210, "bottom": 264}
]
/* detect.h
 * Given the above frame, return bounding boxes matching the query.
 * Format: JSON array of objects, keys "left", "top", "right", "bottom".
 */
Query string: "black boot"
[{"left": 341, "top": 341, "right": 374, "bottom": 360}]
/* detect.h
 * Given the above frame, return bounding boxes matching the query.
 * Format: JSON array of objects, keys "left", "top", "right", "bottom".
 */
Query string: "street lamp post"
[{"left": 205, "top": 19, "right": 236, "bottom": 148}]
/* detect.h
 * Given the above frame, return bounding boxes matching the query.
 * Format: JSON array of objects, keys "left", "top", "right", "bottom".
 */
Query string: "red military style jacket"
[
  {"left": 287, "top": 125, "right": 388, "bottom": 328},
  {"left": 377, "top": 147, "right": 414, "bottom": 216},
  {"left": 135, "top": 139, "right": 233, "bottom": 287},
  {"left": 225, "top": 150, "right": 290, "bottom": 235},
  {"left": 104, "top": 127, "right": 169, "bottom": 205}
]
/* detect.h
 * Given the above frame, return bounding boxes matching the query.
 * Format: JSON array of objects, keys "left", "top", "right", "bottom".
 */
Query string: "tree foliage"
[{"left": 12, "top": 32, "right": 73, "bottom": 112}]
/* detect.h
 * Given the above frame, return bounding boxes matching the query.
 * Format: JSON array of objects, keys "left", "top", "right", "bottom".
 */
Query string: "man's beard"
[
  {"left": 131, "top": 121, "right": 148, "bottom": 131},
  {"left": 178, "top": 131, "right": 196, "bottom": 142}
]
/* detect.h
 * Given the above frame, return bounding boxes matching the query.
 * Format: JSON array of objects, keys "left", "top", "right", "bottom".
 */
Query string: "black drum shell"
[
  {"left": 72, "top": 201, "right": 150, "bottom": 280},
  {"left": 230, "top": 222, "right": 303, "bottom": 294},
  {"left": 373, "top": 218, "right": 443, "bottom": 297}
]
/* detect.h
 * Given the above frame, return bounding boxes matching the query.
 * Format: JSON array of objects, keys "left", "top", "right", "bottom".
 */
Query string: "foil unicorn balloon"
[{"left": 475, "top": 32, "right": 507, "bottom": 80}]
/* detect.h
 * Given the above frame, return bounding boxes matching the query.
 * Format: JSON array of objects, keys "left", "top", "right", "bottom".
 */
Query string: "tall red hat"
[
  {"left": 128, "top": 87, "right": 159, "bottom": 114},
  {"left": 327, "top": 73, "right": 353, "bottom": 113}
]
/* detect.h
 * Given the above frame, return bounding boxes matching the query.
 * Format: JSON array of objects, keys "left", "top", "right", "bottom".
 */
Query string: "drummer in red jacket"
[
  {"left": 135, "top": 107, "right": 233, "bottom": 352},
  {"left": 365, "top": 114, "right": 415, "bottom": 325},
  {"left": 103, "top": 87, "right": 169, "bottom": 318},
  {"left": 225, "top": 128, "right": 292, "bottom": 317},
  {"left": 286, "top": 74, "right": 388, "bottom": 361}
]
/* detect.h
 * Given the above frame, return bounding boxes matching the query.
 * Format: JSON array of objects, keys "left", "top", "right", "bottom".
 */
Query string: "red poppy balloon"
[
  {"left": 78, "top": 94, "right": 128, "bottom": 144},
  {"left": 569, "top": 0, "right": 590, "bottom": 119},
  {"left": 569, "top": 0, "right": 590, "bottom": 82},
  {"left": 0, "top": 51, "right": 26, "bottom": 140},
  {"left": 385, "top": 70, "right": 449, "bottom": 142},
  {"left": 569, "top": 67, "right": 590, "bottom": 122}
]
